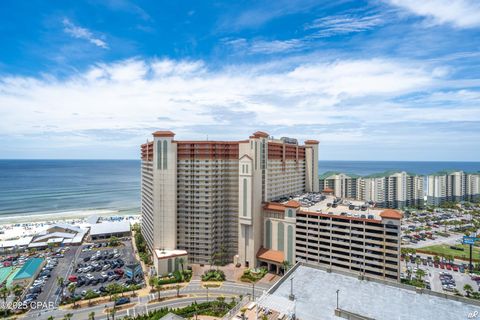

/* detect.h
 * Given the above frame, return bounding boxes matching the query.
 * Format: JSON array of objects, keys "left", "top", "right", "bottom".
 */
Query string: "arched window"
[
  {"left": 287, "top": 226, "right": 294, "bottom": 263},
  {"left": 243, "top": 178, "right": 248, "bottom": 216},
  {"left": 163, "top": 140, "right": 168, "bottom": 169},
  {"left": 265, "top": 220, "right": 271, "bottom": 249},
  {"left": 156, "top": 140, "right": 162, "bottom": 169},
  {"left": 278, "top": 222, "right": 284, "bottom": 251}
]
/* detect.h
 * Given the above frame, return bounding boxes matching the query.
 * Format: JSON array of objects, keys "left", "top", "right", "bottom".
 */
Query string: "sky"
[{"left": 0, "top": 0, "right": 479, "bottom": 161}]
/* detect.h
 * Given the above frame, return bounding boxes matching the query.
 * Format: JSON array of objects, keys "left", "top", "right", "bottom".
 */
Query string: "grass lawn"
[{"left": 419, "top": 244, "right": 480, "bottom": 259}]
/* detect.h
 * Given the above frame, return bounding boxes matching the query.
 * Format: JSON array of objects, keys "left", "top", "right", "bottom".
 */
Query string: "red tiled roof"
[
  {"left": 323, "top": 187, "right": 334, "bottom": 193},
  {"left": 304, "top": 140, "right": 319, "bottom": 145},
  {"left": 285, "top": 200, "right": 301, "bottom": 208},
  {"left": 263, "top": 203, "right": 286, "bottom": 212},
  {"left": 152, "top": 130, "right": 175, "bottom": 137},
  {"left": 380, "top": 209, "right": 403, "bottom": 220},
  {"left": 252, "top": 131, "right": 269, "bottom": 138},
  {"left": 257, "top": 247, "right": 284, "bottom": 264}
]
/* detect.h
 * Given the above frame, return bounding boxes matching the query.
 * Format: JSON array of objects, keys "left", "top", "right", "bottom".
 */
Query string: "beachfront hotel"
[
  {"left": 427, "top": 171, "right": 480, "bottom": 205},
  {"left": 140, "top": 131, "right": 319, "bottom": 273},
  {"left": 320, "top": 171, "right": 424, "bottom": 209}
]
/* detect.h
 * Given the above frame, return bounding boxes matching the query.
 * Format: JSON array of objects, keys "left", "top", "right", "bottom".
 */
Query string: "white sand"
[{"left": 0, "top": 209, "right": 140, "bottom": 242}]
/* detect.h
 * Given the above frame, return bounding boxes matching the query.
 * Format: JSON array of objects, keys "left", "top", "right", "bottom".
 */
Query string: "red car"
[
  {"left": 440, "top": 264, "right": 445, "bottom": 269},
  {"left": 68, "top": 275, "right": 77, "bottom": 282},
  {"left": 114, "top": 268, "right": 124, "bottom": 276},
  {"left": 446, "top": 264, "right": 452, "bottom": 270},
  {"left": 453, "top": 266, "right": 459, "bottom": 272}
]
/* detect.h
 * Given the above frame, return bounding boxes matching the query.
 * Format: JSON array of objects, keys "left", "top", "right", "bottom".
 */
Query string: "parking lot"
[
  {"left": 32, "top": 246, "right": 81, "bottom": 307},
  {"left": 66, "top": 240, "right": 142, "bottom": 300},
  {"left": 402, "top": 255, "right": 479, "bottom": 295}
]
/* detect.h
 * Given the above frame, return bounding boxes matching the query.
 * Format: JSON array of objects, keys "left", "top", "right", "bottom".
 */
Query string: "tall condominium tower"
[
  {"left": 141, "top": 130, "right": 319, "bottom": 271},
  {"left": 427, "top": 171, "right": 480, "bottom": 205}
]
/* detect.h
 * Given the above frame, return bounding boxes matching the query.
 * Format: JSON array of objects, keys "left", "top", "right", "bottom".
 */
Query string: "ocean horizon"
[{"left": 1, "top": 159, "right": 479, "bottom": 219}]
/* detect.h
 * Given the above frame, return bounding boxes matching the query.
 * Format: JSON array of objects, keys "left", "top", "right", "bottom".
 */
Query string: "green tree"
[
  {"left": 464, "top": 284, "right": 474, "bottom": 297},
  {"left": 109, "top": 236, "right": 120, "bottom": 247},
  {"left": 85, "top": 289, "right": 97, "bottom": 306},
  {"left": 67, "top": 283, "right": 77, "bottom": 307},
  {"left": 175, "top": 284, "right": 181, "bottom": 297},
  {"left": 0, "top": 286, "right": 10, "bottom": 317},
  {"left": 47, "top": 316, "right": 55, "bottom": 320},
  {"left": 282, "top": 260, "right": 291, "bottom": 273},
  {"left": 63, "top": 313, "right": 73, "bottom": 320},
  {"left": 178, "top": 257, "right": 185, "bottom": 272},
  {"left": 57, "top": 276, "right": 65, "bottom": 301},
  {"left": 434, "top": 255, "right": 440, "bottom": 264},
  {"left": 416, "top": 269, "right": 426, "bottom": 281},
  {"left": 11, "top": 284, "right": 23, "bottom": 301},
  {"left": 88, "top": 311, "right": 95, "bottom": 320}
]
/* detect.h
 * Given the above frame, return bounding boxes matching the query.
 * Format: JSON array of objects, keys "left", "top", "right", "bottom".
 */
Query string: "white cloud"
[
  {"left": 306, "top": 13, "right": 384, "bottom": 37},
  {"left": 223, "top": 38, "right": 306, "bottom": 54},
  {"left": 386, "top": 0, "right": 480, "bottom": 28},
  {"left": 63, "top": 18, "right": 109, "bottom": 49},
  {"left": 0, "top": 57, "right": 472, "bottom": 145}
]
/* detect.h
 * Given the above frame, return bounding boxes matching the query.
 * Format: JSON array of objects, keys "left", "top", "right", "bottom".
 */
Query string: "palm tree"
[
  {"left": 63, "top": 313, "right": 73, "bottom": 320},
  {"left": 12, "top": 283, "right": 23, "bottom": 301},
  {"left": 47, "top": 316, "right": 55, "bottom": 320},
  {"left": 155, "top": 279, "right": 162, "bottom": 301},
  {"left": 175, "top": 284, "right": 181, "bottom": 297},
  {"left": 415, "top": 269, "right": 426, "bottom": 282},
  {"left": 0, "top": 286, "right": 10, "bottom": 317},
  {"left": 178, "top": 257, "right": 185, "bottom": 272},
  {"left": 433, "top": 255, "right": 440, "bottom": 264},
  {"left": 67, "top": 283, "right": 76, "bottom": 307},
  {"left": 57, "top": 276, "right": 65, "bottom": 301},
  {"left": 464, "top": 284, "right": 474, "bottom": 297},
  {"left": 88, "top": 311, "right": 95, "bottom": 320},
  {"left": 85, "top": 289, "right": 96, "bottom": 306},
  {"left": 282, "top": 260, "right": 290, "bottom": 274}
]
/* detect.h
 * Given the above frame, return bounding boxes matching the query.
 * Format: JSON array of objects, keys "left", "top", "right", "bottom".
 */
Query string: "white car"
[{"left": 86, "top": 274, "right": 94, "bottom": 280}]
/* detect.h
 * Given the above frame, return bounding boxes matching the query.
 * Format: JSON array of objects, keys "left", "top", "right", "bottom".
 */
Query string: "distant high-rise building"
[
  {"left": 320, "top": 171, "right": 424, "bottom": 209},
  {"left": 427, "top": 171, "right": 480, "bottom": 205}
]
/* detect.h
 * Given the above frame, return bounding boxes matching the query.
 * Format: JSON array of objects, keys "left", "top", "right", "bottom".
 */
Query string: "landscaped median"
[
  {"left": 129, "top": 298, "right": 239, "bottom": 320},
  {"left": 240, "top": 267, "right": 268, "bottom": 283}
]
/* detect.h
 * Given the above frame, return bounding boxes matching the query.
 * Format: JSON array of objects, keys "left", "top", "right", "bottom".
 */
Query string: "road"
[{"left": 23, "top": 280, "right": 271, "bottom": 320}]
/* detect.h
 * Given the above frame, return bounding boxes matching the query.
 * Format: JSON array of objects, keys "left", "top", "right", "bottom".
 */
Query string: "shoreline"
[
  {"left": 0, "top": 208, "right": 141, "bottom": 242},
  {"left": 0, "top": 208, "right": 139, "bottom": 225}
]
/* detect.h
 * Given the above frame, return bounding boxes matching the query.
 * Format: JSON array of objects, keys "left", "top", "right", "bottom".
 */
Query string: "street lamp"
[
  {"left": 289, "top": 276, "right": 295, "bottom": 301},
  {"left": 336, "top": 289, "right": 340, "bottom": 310},
  {"left": 252, "top": 281, "right": 256, "bottom": 301},
  {"left": 105, "top": 305, "right": 109, "bottom": 320},
  {"left": 206, "top": 285, "right": 209, "bottom": 302}
]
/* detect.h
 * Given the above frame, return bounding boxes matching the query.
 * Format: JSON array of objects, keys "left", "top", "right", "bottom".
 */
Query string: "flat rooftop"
[
  {"left": 90, "top": 221, "right": 131, "bottom": 236},
  {"left": 292, "top": 194, "right": 383, "bottom": 220},
  {"left": 155, "top": 249, "right": 188, "bottom": 260},
  {"left": 257, "top": 264, "right": 480, "bottom": 320}
]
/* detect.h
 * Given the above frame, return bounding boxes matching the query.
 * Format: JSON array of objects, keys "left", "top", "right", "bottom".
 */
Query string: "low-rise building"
[
  {"left": 11, "top": 258, "right": 44, "bottom": 287},
  {"left": 89, "top": 221, "right": 131, "bottom": 240}
]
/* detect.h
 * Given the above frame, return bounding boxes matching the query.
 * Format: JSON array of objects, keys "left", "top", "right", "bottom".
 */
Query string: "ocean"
[{"left": 0, "top": 160, "right": 479, "bottom": 219}]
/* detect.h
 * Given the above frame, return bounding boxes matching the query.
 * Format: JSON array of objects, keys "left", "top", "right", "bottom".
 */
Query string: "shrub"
[{"left": 201, "top": 269, "right": 225, "bottom": 282}]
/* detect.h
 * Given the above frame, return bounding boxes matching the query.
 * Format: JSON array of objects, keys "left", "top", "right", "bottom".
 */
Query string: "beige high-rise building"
[{"left": 141, "top": 130, "right": 319, "bottom": 271}]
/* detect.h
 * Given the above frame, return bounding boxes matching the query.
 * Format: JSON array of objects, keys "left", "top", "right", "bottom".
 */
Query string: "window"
[
  {"left": 243, "top": 178, "right": 248, "bottom": 217},
  {"left": 156, "top": 140, "right": 162, "bottom": 169},
  {"left": 288, "top": 226, "right": 294, "bottom": 263},
  {"left": 278, "top": 222, "right": 284, "bottom": 251},
  {"left": 265, "top": 220, "right": 271, "bottom": 249},
  {"left": 163, "top": 140, "right": 168, "bottom": 170}
]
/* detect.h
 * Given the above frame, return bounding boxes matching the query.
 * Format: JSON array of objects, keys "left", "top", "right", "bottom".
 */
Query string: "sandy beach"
[{"left": 0, "top": 209, "right": 140, "bottom": 242}]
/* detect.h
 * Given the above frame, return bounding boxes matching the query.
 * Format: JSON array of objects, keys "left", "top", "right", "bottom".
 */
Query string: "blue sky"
[{"left": 0, "top": 0, "right": 479, "bottom": 160}]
